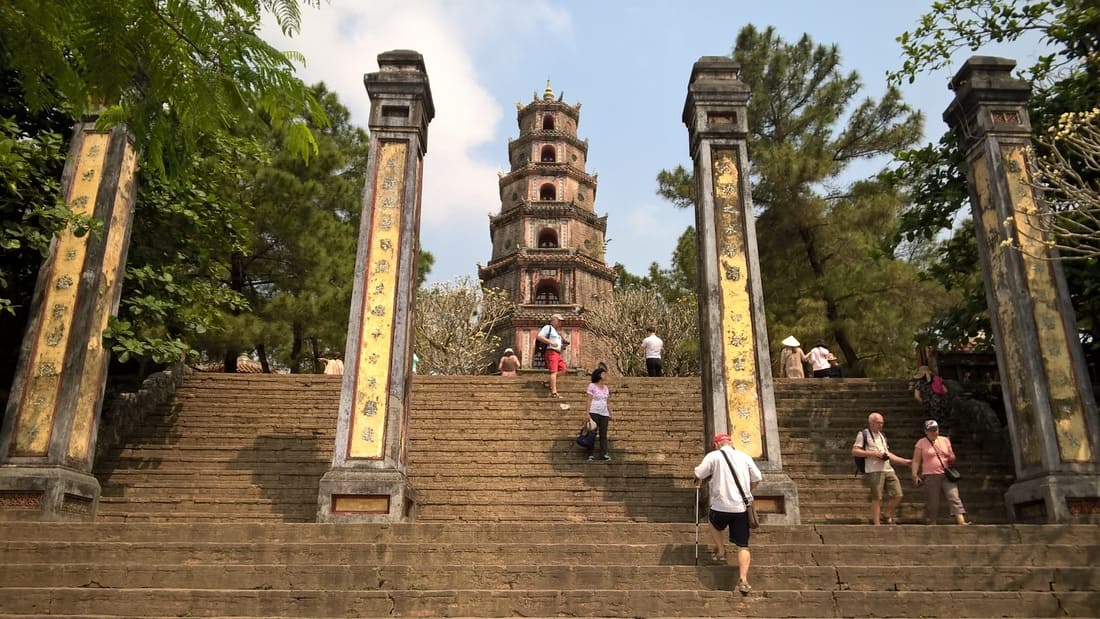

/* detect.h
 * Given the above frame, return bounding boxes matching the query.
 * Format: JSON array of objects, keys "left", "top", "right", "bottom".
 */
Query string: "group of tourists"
[
  {"left": 779, "top": 336, "right": 842, "bottom": 378},
  {"left": 850, "top": 411, "right": 971, "bottom": 526}
]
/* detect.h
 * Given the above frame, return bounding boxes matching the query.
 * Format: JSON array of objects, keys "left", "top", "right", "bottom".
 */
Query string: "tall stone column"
[
  {"left": 944, "top": 56, "right": 1100, "bottom": 522},
  {"left": 0, "top": 121, "right": 138, "bottom": 521},
  {"left": 683, "top": 57, "right": 799, "bottom": 524},
  {"left": 317, "top": 50, "right": 434, "bottom": 523}
]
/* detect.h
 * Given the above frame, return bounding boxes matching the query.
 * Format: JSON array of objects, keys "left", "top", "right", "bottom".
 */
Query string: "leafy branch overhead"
[{"left": 0, "top": 0, "right": 327, "bottom": 176}]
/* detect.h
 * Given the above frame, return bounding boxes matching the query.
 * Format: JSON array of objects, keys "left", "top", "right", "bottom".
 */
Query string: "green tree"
[
  {"left": 0, "top": 0, "right": 325, "bottom": 175},
  {"left": 185, "top": 84, "right": 368, "bottom": 373},
  {"left": 661, "top": 26, "right": 946, "bottom": 376}
]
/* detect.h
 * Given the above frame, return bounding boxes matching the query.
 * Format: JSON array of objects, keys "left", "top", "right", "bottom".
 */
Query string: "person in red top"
[{"left": 910, "top": 419, "right": 971, "bottom": 525}]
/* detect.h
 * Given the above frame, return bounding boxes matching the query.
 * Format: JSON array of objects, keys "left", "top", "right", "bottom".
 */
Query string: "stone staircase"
[
  {"left": 1, "top": 372, "right": 1096, "bottom": 617},
  {"left": 91, "top": 374, "right": 1014, "bottom": 524}
]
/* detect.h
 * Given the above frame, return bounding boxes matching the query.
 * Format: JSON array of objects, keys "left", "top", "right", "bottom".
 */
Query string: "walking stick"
[{"left": 694, "top": 483, "right": 700, "bottom": 566}]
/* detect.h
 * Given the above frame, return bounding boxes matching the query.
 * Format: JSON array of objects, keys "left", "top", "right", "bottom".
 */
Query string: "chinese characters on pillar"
[
  {"left": 11, "top": 133, "right": 111, "bottom": 457},
  {"left": 711, "top": 149, "right": 763, "bottom": 457},
  {"left": 349, "top": 141, "right": 408, "bottom": 459}
]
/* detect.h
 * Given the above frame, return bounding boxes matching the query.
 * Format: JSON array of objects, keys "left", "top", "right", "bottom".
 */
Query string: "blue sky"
[{"left": 263, "top": 1, "right": 1050, "bottom": 285}]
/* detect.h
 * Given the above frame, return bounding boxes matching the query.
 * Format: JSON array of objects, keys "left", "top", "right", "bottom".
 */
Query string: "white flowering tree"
[
  {"left": 413, "top": 277, "right": 515, "bottom": 375},
  {"left": 1018, "top": 108, "right": 1100, "bottom": 260},
  {"left": 583, "top": 287, "right": 700, "bottom": 377}
]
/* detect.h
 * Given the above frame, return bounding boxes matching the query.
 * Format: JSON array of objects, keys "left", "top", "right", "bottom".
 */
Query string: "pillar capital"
[
  {"left": 364, "top": 50, "right": 435, "bottom": 153},
  {"left": 943, "top": 56, "right": 1033, "bottom": 150},
  {"left": 683, "top": 56, "right": 750, "bottom": 158}
]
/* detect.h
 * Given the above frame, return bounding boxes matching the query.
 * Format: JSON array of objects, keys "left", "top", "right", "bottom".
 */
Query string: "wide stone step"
[{"left": 0, "top": 587, "right": 1097, "bottom": 618}]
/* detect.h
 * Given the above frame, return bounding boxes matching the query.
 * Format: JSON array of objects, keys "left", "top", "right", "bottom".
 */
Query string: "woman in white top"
[{"left": 806, "top": 340, "right": 832, "bottom": 378}]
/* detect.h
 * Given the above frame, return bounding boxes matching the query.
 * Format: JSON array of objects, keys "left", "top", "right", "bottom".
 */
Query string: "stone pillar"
[
  {"left": 317, "top": 50, "right": 434, "bottom": 523},
  {"left": 683, "top": 57, "right": 799, "bottom": 524},
  {"left": 0, "top": 121, "right": 138, "bottom": 521},
  {"left": 944, "top": 56, "right": 1100, "bottom": 522}
]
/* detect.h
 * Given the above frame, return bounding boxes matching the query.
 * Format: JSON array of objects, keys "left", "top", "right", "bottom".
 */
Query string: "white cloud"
[{"left": 262, "top": 1, "right": 572, "bottom": 282}]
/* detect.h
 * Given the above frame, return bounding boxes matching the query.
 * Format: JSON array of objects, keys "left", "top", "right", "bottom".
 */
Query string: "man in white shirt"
[
  {"left": 694, "top": 433, "right": 763, "bottom": 595},
  {"left": 640, "top": 327, "right": 664, "bottom": 377},
  {"left": 851, "top": 411, "right": 911, "bottom": 525},
  {"left": 536, "top": 314, "right": 568, "bottom": 398}
]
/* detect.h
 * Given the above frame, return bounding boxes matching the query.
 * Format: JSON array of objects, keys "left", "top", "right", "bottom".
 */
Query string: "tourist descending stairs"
[{"left": 0, "top": 373, "right": 1094, "bottom": 617}]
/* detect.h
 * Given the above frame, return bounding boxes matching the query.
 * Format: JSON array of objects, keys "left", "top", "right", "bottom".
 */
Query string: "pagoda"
[{"left": 479, "top": 82, "right": 615, "bottom": 371}]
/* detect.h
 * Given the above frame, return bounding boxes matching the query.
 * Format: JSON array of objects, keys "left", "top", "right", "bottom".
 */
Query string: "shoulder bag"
[
  {"left": 719, "top": 448, "right": 759, "bottom": 529},
  {"left": 928, "top": 437, "right": 962, "bottom": 482}
]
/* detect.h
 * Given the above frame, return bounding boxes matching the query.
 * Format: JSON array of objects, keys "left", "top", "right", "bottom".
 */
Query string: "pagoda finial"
[{"left": 543, "top": 79, "right": 554, "bottom": 101}]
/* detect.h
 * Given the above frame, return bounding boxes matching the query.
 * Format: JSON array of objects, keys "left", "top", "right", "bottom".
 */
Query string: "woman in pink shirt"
[{"left": 911, "top": 419, "right": 971, "bottom": 525}]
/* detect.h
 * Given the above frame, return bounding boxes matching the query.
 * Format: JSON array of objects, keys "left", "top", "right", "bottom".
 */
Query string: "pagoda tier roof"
[
  {"left": 508, "top": 130, "right": 588, "bottom": 152},
  {"left": 498, "top": 162, "right": 597, "bottom": 190},
  {"left": 516, "top": 98, "right": 581, "bottom": 120},
  {"left": 478, "top": 249, "right": 617, "bottom": 280},
  {"left": 490, "top": 201, "right": 606, "bottom": 230}
]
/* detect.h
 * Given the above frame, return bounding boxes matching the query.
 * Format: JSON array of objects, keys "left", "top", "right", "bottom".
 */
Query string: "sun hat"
[
  {"left": 781, "top": 335, "right": 800, "bottom": 347},
  {"left": 712, "top": 433, "right": 732, "bottom": 447},
  {"left": 924, "top": 419, "right": 939, "bottom": 431},
  {"left": 504, "top": 348, "right": 513, "bottom": 353},
  {"left": 550, "top": 313, "right": 563, "bottom": 321}
]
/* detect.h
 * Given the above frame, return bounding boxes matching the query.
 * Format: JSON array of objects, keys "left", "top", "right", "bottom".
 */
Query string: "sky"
[{"left": 262, "top": 0, "right": 1051, "bottom": 286}]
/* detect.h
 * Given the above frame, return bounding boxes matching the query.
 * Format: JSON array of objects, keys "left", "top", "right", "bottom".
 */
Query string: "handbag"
[
  {"left": 719, "top": 448, "right": 759, "bottom": 529},
  {"left": 929, "top": 437, "right": 962, "bottom": 482},
  {"left": 576, "top": 418, "right": 597, "bottom": 449}
]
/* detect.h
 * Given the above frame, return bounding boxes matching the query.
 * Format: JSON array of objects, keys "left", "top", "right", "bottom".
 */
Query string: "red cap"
[{"left": 712, "top": 433, "right": 732, "bottom": 447}]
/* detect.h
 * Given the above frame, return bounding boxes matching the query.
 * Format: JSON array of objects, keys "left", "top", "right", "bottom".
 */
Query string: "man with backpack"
[
  {"left": 851, "top": 412, "right": 912, "bottom": 525},
  {"left": 536, "top": 314, "right": 568, "bottom": 398}
]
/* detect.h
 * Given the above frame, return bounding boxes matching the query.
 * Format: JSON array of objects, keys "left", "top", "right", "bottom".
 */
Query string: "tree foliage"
[
  {"left": 413, "top": 278, "right": 515, "bottom": 375},
  {"left": 583, "top": 287, "right": 700, "bottom": 377},
  {"left": 0, "top": 0, "right": 326, "bottom": 175}
]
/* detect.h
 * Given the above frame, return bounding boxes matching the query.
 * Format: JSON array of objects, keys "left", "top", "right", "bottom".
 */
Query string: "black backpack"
[
  {"left": 534, "top": 324, "right": 552, "bottom": 354},
  {"left": 853, "top": 428, "right": 871, "bottom": 474}
]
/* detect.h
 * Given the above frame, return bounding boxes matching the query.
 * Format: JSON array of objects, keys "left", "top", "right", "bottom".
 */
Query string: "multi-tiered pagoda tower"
[{"left": 479, "top": 82, "right": 615, "bottom": 371}]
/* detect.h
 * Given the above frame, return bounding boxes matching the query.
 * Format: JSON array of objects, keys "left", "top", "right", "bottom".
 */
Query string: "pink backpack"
[{"left": 931, "top": 375, "right": 946, "bottom": 396}]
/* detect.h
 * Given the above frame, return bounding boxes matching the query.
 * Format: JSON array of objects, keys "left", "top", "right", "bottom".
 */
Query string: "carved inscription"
[
  {"left": 69, "top": 139, "right": 138, "bottom": 465},
  {"left": 711, "top": 148, "right": 762, "bottom": 457},
  {"left": 1002, "top": 145, "right": 1092, "bottom": 463},
  {"left": 12, "top": 130, "right": 110, "bottom": 456},
  {"left": 349, "top": 140, "right": 408, "bottom": 459}
]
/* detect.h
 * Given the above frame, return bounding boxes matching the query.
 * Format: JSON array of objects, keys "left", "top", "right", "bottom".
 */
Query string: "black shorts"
[{"left": 709, "top": 509, "right": 750, "bottom": 548}]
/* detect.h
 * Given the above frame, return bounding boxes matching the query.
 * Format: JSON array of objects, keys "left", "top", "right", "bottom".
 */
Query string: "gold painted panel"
[
  {"left": 332, "top": 495, "right": 390, "bottom": 514},
  {"left": 349, "top": 141, "right": 407, "bottom": 460},
  {"left": 972, "top": 152, "right": 1041, "bottom": 465},
  {"left": 12, "top": 132, "right": 110, "bottom": 456},
  {"left": 68, "top": 140, "right": 137, "bottom": 465},
  {"left": 711, "top": 148, "right": 762, "bottom": 458},
  {"left": 1003, "top": 145, "right": 1092, "bottom": 463}
]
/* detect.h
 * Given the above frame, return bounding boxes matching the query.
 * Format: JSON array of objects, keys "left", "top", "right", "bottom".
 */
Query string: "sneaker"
[
  {"left": 601, "top": 454, "right": 611, "bottom": 461},
  {"left": 586, "top": 455, "right": 594, "bottom": 461},
  {"left": 737, "top": 580, "right": 752, "bottom": 595}
]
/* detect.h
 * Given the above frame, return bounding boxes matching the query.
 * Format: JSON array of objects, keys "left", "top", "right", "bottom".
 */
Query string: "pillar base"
[
  {"left": 1005, "top": 473, "right": 1100, "bottom": 523},
  {"left": 316, "top": 468, "right": 416, "bottom": 523},
  {"left": 755, "top": 472, "right": 800, "bottom": 525},
  {"left": 0, "top": 466, "right": 100, "bottom": 521}
]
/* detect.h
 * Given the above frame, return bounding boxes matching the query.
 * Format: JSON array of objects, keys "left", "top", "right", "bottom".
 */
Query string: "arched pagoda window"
[
  {"left": 542, "top": 114, "right": 554, "bottom": 130},
  {"left": 539, "top": 183, "right": 556, "bottom": 200},
  {"left": 534, "top": 278, "right": 560, "bottom": 305},
  {"left": 537, "top": 228, "right": 559, "bottom": 248},
  {"left": 540, "top": 145, "right": 556, "bottom": 162}
]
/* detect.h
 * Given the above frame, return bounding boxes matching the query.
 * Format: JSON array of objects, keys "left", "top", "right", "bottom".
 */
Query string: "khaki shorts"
[{"left": 864, "top": 470, "right": 903, "bottom": 501}]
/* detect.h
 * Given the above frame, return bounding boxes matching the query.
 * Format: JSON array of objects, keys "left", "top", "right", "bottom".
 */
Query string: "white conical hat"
[{"left": 781, "top": 336, "right": 800, "bottom": 347}]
